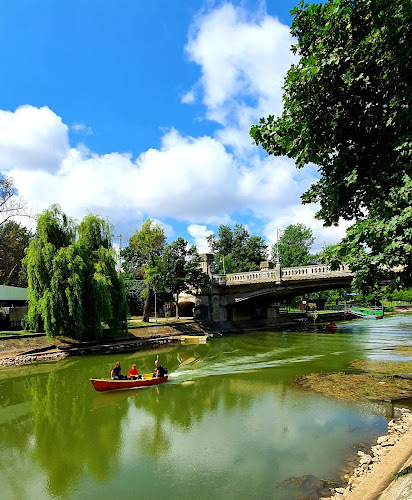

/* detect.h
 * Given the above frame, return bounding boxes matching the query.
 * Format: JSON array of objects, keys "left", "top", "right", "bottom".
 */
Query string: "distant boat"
[{"left": 90, "top": 374, "right": 168, "bottom": 392}]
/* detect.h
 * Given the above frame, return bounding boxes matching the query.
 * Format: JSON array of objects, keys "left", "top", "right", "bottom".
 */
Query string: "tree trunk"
[
  {"left": 175, "top": 292, "right": 179, "bottom": 319},
  {"left": 142, "top": 286, "right": 152, "bottom": 322}
]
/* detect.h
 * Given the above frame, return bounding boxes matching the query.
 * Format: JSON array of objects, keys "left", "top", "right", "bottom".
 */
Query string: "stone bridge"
[{"left": 195, "top": 257, "right": 353, "bottom": 322}]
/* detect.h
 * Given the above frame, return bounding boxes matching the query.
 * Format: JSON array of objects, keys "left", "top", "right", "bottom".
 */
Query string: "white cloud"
[
  {"left": 181, "top": 90, "right": 196, "bottom": 104},
  {"left": 187, "top": 224, "right": 214, "bottom": 253},
  {"left": 0, "top": 105, "right": 69, "bottom": 173},
  {"left": 185, "top": 3, "right": 297, "bottom": 156},
  {"left": 3, "top": 105, "right": 321, "bottom": 240},
  {"left": 71, "top": 122, "right": 93, "bottom": 135},
  {"left": 0, "top": 4, "right": 347, "bottom": 249},
  {"left": 263, "top": 205, "right": 351, "bottom": 254}
]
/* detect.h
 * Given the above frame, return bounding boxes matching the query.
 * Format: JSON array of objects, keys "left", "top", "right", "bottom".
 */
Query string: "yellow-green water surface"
[{"left": 1, "top": 314, "right": 411, "bottom": 499}]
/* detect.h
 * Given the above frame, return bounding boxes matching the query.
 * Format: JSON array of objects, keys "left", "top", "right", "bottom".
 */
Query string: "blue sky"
[{"left": 0, "top": 0, "right": 348, "bottom": 256}]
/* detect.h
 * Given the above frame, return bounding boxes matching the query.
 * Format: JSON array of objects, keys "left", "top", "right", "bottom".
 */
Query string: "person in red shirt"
[{"left": 128, "top": 364, "right": 139, "bottom": 380}]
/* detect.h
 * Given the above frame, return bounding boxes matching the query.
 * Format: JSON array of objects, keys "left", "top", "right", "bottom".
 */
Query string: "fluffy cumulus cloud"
[
  {"left": 0, "top": 105, "right": 69, "bottom": 172},
  {"left": 5, "top": 105, "right": 317, "bottom": 237},
  {"left": 1, "top": 3, "right": 346, "bottom": 250},
  {"left": 187, "top": 224, "right": 214, "bottom": 253},
  {"left": 262, "top": 205, "right": 352, "bottom": 254},
  {"left": 185, "top": 3, "right": 296, "bottom": 155}
]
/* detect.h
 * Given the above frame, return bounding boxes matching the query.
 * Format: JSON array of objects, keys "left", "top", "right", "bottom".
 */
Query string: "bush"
[{"left": 21, "top": 315, "right": 30, "bottom": 332}]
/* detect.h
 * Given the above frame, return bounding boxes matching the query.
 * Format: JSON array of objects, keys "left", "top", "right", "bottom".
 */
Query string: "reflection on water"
[{"left": 0, "top": 315, "right": 411, "bottom": 499}]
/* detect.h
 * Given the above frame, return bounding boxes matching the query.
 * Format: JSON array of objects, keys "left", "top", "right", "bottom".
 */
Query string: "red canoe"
[{"left": 90, "top": 374, "right": 168, "bottom": 392}]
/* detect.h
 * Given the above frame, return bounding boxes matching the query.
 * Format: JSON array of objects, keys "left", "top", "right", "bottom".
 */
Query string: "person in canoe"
[
  {"left": 128, "top": 364, "right": 140, "bottom": 380},
  {"left": 111, "top": 361, "right": 126, "bottom": 380},
  {"left": 153, "top": 359, "right": 166, "bottom": 378}
]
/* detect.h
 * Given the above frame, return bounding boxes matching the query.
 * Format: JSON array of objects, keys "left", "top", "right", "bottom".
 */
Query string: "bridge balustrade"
[{"left": 211, "top": 265, "right": 352, "bottom": 286}]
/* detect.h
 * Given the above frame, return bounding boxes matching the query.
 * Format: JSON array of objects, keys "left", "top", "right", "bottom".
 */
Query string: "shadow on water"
[{"left": 0, "top": 316, "right": 410, "bottom": 499}]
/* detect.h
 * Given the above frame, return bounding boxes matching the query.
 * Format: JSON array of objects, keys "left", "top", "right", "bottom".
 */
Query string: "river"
[{"left": 1, "top": 314, "right": 411, "bottom": 499}]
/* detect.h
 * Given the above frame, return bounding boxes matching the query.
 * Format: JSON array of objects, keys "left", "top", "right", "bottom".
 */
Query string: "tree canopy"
[
  {"left": 277, "top": 223, "right": 317, "bottom": 267},
  {"left": 160, "top": 237, "right": 209, "bottom": 317},
  {"left": 0, "top": 221, "right": 33, "bottom": 286},
  {"left": 127, "top": 218, "right": 166, "bottom": 321},
  {"left": 24, "top": 205, "right": 128, "bottom": 339},
  {"left": 250, "top": 0, "right": 411, "bottom": 290},
  {"left": 207, "top": 224, "right": 268, "bottom": 273}
]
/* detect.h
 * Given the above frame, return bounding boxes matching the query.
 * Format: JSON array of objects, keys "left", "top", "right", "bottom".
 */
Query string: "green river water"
[{"left": 1, "top": 314, "right": 412, "bottom": 500}]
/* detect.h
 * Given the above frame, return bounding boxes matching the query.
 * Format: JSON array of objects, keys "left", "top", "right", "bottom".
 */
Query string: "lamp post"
[
  {"left": 220, "top": 256, "right": 226, "bottom": 274},
  {"left": 209, "top": 260, "right": 215, "bottom": 321},
  {"left": 275, "top": 229, "right": 283, "bottom": 266}
]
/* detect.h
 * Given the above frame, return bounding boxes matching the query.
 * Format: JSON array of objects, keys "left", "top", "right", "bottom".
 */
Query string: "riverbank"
[
  {"left": 0, "top": 321, "right": 211, "bottom": 366},
  {"left": 0, "top": 314, "right": 350, "bottom": 367},
  {"left": 321, "top": 408, "right": 412, "bottom": 500},
  {"left": 292, "top": 347, "right": 412, "bottom": 499}
]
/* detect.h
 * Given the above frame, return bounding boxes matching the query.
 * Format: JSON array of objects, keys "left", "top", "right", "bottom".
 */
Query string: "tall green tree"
[
  {"left": 276, "top": 223, "right": 317, "bottom": 267},
  {"left": 128, "top": 218, "right": 166, "bottom": 322},
  {"left": 160, "top": 237, "right": 209, "bottom": 318},
  {"left": 0, "top": 221, "right": 33, "bottom": 286},
  {"left": 207, "top": 224, "right": 268, "bottom": 273},
  {"left": 251, "top": 0, "right": 411, "bottom": 291},
  {"left": 24, "top": 205, "right": 127, "bottom": 339}
]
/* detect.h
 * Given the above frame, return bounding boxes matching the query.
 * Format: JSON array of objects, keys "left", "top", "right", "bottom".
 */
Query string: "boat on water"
[{"left": 90, "top": 374, "right": 168, "bottom": 392}]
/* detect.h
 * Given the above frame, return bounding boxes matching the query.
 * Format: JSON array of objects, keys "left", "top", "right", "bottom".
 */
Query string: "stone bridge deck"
[{"left": 212, "top": 264, "right": 353, "bottom": 286}]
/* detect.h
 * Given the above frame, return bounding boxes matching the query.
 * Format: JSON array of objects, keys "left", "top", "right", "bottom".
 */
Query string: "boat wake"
[{"left": 168, "top": 350, "right": 325, "bottom": 383}]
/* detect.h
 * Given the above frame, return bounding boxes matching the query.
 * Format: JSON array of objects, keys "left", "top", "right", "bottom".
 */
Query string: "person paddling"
[{"left": 154, "top": 359, "right": 165, "bottom": 378}]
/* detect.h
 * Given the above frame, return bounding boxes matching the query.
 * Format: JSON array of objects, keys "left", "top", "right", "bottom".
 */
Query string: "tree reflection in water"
[
  {"left": 0, "top": 326, "right": 377, "bottom": 498},
  {"left": 26, "top": 368, "right": 128, "bottom": 498}
]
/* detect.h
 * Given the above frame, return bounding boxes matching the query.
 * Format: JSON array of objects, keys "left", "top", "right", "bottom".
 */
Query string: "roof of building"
[{"left": 0, "top": 285, "right": 28, "bottom": 301}]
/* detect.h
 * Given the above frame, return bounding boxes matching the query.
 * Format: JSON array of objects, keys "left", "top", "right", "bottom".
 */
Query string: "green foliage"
[
  {"left": 123, "top": 278, "right": 146, "bottom": 315},
  {"left": 389, "top": 288, "right": 412, "bottom": 303},
  {"left": 129, "top": 218, "right": 166, "bottom": 265},
  {"left": 161, "top": 237, "right": 209, "bottom": 296},
  {"left": 251, "top": 0, "right": 412, "bottom": 291},
  {"left": 24, "top": 205, "right": 128, "bottom": 339},
  {"left": 0, "top": 309, "right": 6, "bottom": 321},
  {"left": 0, "top": 220, "right": 33, "bottom": 286},
  {"left": 127, "top": 218, "right": 167, "bottom": 322},
  {"left": 21, "top": 314, "right": 29, "bottom": 331},
  {"left": 207, "top": 224, "right": 268, "bottom": 273},
  {"left": 393, "top": 465, "right": 412, "bottom": 479},
  {"left": 277, "top": 223, "right": 317, "bottom": 267}
]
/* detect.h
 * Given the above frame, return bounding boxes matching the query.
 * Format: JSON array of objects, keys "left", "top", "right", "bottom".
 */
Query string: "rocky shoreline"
[{"left": 322, "top": 408, "right": 412, "bottom": 500}]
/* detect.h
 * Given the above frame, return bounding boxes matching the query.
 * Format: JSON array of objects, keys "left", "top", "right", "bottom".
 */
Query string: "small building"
[{"left": 0, "top": 285, "right": 28, "bottom": 329}]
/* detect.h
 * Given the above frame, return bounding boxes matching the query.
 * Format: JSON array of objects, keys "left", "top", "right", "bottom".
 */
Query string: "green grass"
[
  {"left": 0, "top": 330, "right": 28, "bottom": 336},
  {"left": 128, "top": 316, "right": 193, "bottom": 327}
]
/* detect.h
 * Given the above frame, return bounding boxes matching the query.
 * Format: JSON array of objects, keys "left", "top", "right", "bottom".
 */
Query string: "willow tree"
[{"left": 25, "top": 205, "right": 127, "bottom": 339}]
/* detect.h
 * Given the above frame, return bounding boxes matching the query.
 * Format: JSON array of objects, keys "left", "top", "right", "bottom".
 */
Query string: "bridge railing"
[
  {"left": 281, "top": 264, "right": 351, "bottom": 278},
  {"left": 211, "top": 264, "right": 352, "bottom": 286}
]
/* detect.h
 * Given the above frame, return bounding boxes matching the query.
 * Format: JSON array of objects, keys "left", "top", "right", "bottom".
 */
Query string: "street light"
[
  {"left": 220, "top": 256, "right": 226, "bottom": 274},
  {"left": 275, "top": 228, "right": 283, "bottom": 266}
]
